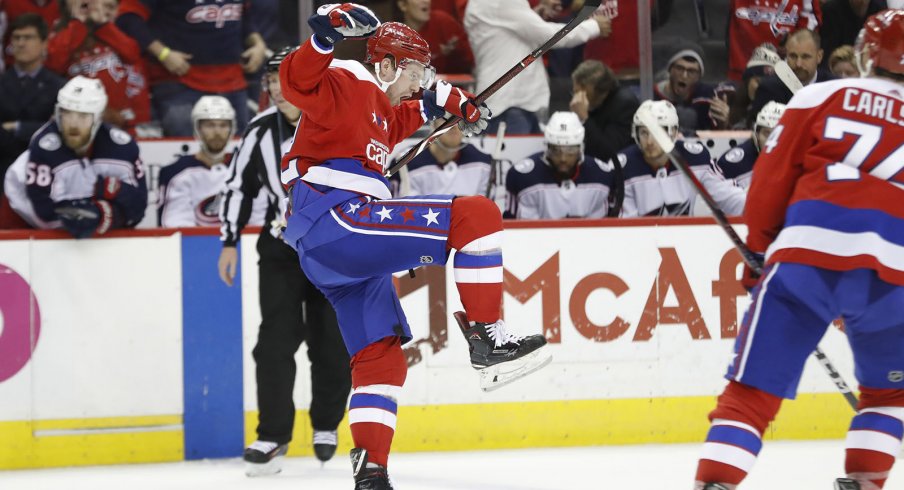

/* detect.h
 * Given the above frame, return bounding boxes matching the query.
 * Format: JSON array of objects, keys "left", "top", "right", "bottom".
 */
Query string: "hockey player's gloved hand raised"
[
  {"left": 740, "top": 253, "right": 766, "bottom": 292},
  {"left": 308, "top": 3, "right": 380, "bottom": 46},
  {"left": 55, "top": 198, "right": 114, "bottom": 239},
  {"left": 422, "top": 80, "right": 491, "bottom": 137}
]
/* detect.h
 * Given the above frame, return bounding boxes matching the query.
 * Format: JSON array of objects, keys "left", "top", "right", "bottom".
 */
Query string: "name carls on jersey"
[{"left": 841, "top": 87, "right": 904, "bottom": 127}]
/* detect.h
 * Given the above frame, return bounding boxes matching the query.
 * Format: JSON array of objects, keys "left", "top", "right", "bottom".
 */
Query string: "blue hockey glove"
[
  {"left": 54, "top": 199, "right": 114, "bottom": 239},
  {"left": 308, "top": 3, "right": 380, "bottom": 46}
]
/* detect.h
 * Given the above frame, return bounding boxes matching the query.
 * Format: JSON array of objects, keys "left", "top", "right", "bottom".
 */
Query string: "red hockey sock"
[
  {"left": 447, "top": 196, "right": 503, "bottom": 324},
  {"left": 348, "top": 337, "right": 407, "bottom": 467},
  {"left": 844, "top": 387, "right": 904, "bottom": 490},
  {"left": 695, "top": 381, "right": 782, "bottom": 487}
]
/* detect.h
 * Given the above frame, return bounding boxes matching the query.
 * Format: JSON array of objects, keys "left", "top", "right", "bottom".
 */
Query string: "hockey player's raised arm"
[
  {"left": 489, "top": 0, "right": 604, "bottom": 49},
  {"left": 278, "top": 39, "right": 341, "bottom": 124},
  {"left": 744, "top": 101, "right": 809, "bottom": 254}
]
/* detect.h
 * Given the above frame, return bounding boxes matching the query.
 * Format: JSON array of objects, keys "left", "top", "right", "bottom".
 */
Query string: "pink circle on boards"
[{"left": 0, "top": 264, "right": 41, "bottom": 383}]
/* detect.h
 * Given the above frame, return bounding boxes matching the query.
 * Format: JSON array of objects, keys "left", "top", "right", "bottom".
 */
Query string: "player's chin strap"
[{"left": 374, "top": 63, "right": 402, "bottom": 92}]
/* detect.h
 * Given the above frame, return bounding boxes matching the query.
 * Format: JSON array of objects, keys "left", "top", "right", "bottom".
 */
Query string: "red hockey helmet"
[
  {"left": 854, "top": 9, "right": 904, "bottom": 77},
  {"left": 365, "top": 22, "right": 431, "bottom": 66}
]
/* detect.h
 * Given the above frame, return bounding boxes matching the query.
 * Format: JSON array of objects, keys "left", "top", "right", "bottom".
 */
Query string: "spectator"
[
  {"left": 157, "top": 96, "right": 267, "bottom": 227},
  {"left": 2, "top": 0, "right": 59, "bottom": 69},
  {"left": 582, "top": 0, "right": 654, "bottom": 77},
  {"left": 3, "top": 76, "right": 147, "bottom": 236},
  {"left": 749, "top": 29, "right": 835, "bottom": 125},
  {"left": 716, "top": 101, "right": 786, "bottom": 190},
  {"left": 464, "top": 0, "right": 607, "bottom": 134},
  {"left": 828, "top": 45, "right": 860, "bottom": 78},
  {"left": 397, "top": 0, "right": 474, "bottom": 74},
  {"left": 726, "top": 0, "right": 821, "bottom": 81},
  {"left": 732, "top": 44, "right": 781, "bottom": 128},
  {"left": 618, "top": 100, "right": 745, "bottom": 217},
  {"left": 115, "top": 0, "right": 268, "bottom": 136},
  {"left": 432, "top": 0, "right": 467, "bottom": 24},
  {"left": 47, "top": 0, "right": 150, "bottom": 136},
  {"left": 0, "top": 13, "right": 63, "bottom": 187},
  {"left": 505, "top": 111, "right": 617, "bottom": 219},
  {"left": 391, "top": 121, "right": 492, "bottom": 197},
  {"left": 217, "top": 49, "right": 351, "bottom": 473},
  {"left": 820, "top": 0, "right": 886, "bottom": 67},
  {"left": 570, "top": 59, "right": 639, "bottom": 164},
  {"left": 654, "top": 46, "right": 728, "bottom": 133}
]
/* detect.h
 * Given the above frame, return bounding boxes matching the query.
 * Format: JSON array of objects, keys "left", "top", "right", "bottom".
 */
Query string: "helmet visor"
[{"left": 400, "top": 59, "right": 436, "bottom": 90}]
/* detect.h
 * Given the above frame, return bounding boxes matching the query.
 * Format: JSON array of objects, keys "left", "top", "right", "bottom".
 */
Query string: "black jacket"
[
  {"left": 748, "top": 68, "right": 836, "bottom": 126},
  {"left": 0, "top": 67, "right": 65, "bottom": 180},
  {"left": 583, "top": 84, "right": 640, "bottom": 164},
  {"left": 820, "top": 0, "right": 887, "bottom": 67}
]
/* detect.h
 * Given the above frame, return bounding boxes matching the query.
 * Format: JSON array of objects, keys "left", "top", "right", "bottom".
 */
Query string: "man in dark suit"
[
  {"left": 749, "top": 29, "right": 836, "bottom": 126},
  {"left": 0, "top": 13, "right": 65, "bottom": 194}
]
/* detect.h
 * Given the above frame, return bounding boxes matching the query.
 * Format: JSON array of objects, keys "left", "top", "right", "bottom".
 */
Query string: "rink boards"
[{"left": 0, "top": 220, "right": 857, "bottom": 469}]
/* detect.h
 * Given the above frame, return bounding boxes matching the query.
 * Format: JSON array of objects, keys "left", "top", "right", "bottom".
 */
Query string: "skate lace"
[
  {"left": 485, "top": 320, "right": 525, "bottom": 348},
  {"left": 248, "top": 440, "right": 279, "bottom": 453},
  {"left": 313, "top": 430, "right": 337, "bottom": 445}
]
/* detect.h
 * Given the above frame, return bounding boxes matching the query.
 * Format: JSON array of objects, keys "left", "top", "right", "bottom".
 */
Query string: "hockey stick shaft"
[
  {"left": 485, "top": 122, "right": 507, "bottom": 197},
  {"left": 386, "top": 0, "right": 603, "bottom": 177},
  {"left": 636, "top": 112, "right": 859, "bottom": 411}
]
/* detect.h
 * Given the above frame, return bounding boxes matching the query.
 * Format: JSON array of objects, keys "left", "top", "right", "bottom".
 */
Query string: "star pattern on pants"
[
  {"left": 422, "top": 208, "right": 440, "bottom": 226},
  {"left": 376, "top": 206, "right": 393, "bottom": 222}
]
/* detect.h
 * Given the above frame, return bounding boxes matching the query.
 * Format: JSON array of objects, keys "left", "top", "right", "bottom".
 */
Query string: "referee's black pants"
[{"left": 253, "top": 231, "right": 351, "bottom": 445}]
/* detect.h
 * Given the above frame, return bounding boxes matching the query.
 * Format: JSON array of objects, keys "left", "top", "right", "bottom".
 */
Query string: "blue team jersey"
[{"left": 504, "top": 152, "right": 616, "bottom": 219}]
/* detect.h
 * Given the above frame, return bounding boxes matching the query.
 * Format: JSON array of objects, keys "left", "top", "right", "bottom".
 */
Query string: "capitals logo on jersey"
[{"left": 185, "top": 1, "right": 243, "bottom": 29}]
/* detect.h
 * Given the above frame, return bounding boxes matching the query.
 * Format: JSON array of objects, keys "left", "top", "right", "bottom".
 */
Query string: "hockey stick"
[
  {"left": 636, "top": 111, "right": 859, "bottom": 412},
  {"left": 386, "top": 0, "right": 603, "bottom": 177},
  {"left": 485, "top": 121, "right": 507, "bottom": 198},
  {"left": 774, "top": 60, "right": 804, "bottom": 95}
]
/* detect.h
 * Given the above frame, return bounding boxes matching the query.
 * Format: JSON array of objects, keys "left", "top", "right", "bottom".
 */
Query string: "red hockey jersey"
[
  {"left": 279, "top": 36, "right": 430, "bottom": 200},
  {"left": 727, "top": 0, "right": 821, "bottom": 80},
  {"left": 746, "top": 77, "right": 904, "bottom": 286}
]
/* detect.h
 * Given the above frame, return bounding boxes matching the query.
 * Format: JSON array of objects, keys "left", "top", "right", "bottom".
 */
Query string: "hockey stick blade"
[
  {"left": 386, "top": 0, "right": 603, "bottom": 177},
  {"left": 774, "top": 60, "right": 804, "bottom": 94},
  {"left": 636, "top": 110, "right": 859, "bottom": 412}
]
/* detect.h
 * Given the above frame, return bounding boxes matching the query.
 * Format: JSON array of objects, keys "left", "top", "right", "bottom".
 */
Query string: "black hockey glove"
[{"left": 55, "top": 199, "right": 114, "bottom": 239}]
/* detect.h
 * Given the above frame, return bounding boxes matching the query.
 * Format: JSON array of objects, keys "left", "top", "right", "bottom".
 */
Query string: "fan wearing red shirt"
[{"left": 397, "top": 0, "right": 474, "bottom": 74}]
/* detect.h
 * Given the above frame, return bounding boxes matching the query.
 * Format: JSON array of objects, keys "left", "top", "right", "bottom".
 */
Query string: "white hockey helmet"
[
  {"left": 753, "top": 101, "right": 786, "bottom": 151},
  {"left": 55, "top": 76, "right": 108, "bottom": 149},
  {"left": 632, "top": 100, "right": 679, "bottom": 143},
  {"left": 544, "top": 111, "right": 585, "bottom": 148},
  {"left": 191, "top": 95, "right": 236, "bottom": 158}
]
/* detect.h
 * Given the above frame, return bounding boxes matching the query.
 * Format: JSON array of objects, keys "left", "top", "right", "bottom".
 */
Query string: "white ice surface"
[{"left": 1, "top": 440, "right": 901, "bottom": 490}]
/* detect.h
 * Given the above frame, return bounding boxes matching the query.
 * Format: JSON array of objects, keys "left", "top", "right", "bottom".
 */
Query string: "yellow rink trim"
[
  {"left": 0, "top": 415, "right": 183, "bottom": 469},
  {"left": 1, "top": 394, "right": 852, "bottom": 469},
  {"left": 251, "top": 392, "right": 853, "bottom": 458}
]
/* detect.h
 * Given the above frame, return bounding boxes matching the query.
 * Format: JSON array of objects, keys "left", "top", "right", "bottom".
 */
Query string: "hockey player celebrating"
[
  {"left": 505, "top": 111, "right": 617, "bottom": 219},
  {"left": 157, "top": 95, "right": 268, "bottom": 227},
  {"left": 695, "top": 9, "right": 904, "bottom": 490},
  {"left": 715, "top": 101, "right": 786, "bottom": 189},
  {"left": 3, "top": 75, "right": 147, "bottom": 236},
  {"left": 278, "top": 4, "right": 550, "bottom": 489},
  {"left": 617, "top": 100, "right": 746, "bottom": 217}
]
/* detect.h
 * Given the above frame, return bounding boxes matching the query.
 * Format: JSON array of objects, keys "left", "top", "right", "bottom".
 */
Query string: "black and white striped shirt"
[{"left": 218, "top": 106, "right": 297, "bottom": 246}]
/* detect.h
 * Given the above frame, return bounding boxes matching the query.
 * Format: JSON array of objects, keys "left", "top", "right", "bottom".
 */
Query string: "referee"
[{"left": 217, "top": 47, "right": 351, "bottom": 476}]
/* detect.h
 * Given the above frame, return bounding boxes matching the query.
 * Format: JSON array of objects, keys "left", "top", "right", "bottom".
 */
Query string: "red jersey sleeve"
[
  {"left": 279, "top": 38, "right": 347, "bottom": 128},
  {"left": 388, "top": 100, "right": 428, "bottom": 148},
  {"left": 46, "top": 21, "right": 89, "bottom": 74},
  {"left": 94, "top": 22, "right": 142, "bottom": 65},
  {"left": 744, "top": 107, "right": 810, "bottom": 254}
]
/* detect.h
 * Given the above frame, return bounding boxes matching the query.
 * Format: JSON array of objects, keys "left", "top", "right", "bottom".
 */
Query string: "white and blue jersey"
[
  {"left": 4, "top": 121, "right": 147, "bottom": 229},
  {"left": 716, "top": 139, "right": 758, "bottom": 189},
  {"left": 392, "top": 144, "right": 492, "bottom": 197},
  {"left": 504, "top": 152, "right": 615, "bottom": 219},
  {"left": 618, "top": 140, "right": 746, "bottom": 217}
]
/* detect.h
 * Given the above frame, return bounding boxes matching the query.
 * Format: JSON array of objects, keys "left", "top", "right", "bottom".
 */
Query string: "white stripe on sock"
[
  {"left": 846, "top": 430, "right": 904, "bottom": 457},
  {"left": 699, "top": 442, "right": 759, "bottom": 473},
  {"left": 349, "top": 407, "right": 397, "bottom": 430},
  {"left": 454, "top": 266, "right": 503, "bottom": 283}
]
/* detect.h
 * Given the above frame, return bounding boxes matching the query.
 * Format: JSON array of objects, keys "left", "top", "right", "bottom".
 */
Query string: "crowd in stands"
[{"left": 0, "top": 0, "right": 896, "bottom": 234}]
